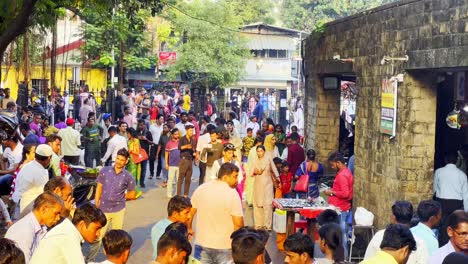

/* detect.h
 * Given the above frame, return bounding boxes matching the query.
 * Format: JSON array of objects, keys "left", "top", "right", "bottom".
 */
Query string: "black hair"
[
  {"left": 116, "top": 148, "right": 130, "bottom": 159},
  {"left": 157, "top": 230, "right": 192, "bottom": 256},
  {"left": 417, "top": 200, "right": 441, "bottom": 222},
  {"left": 108, "top": 126, "right": 118, "bottom": 134},
  {"left": 102, "top": 230, "right": 133, "bottom": 257},
  {"left": 273, "top": 157, "right": 283, "bottom": 165},
  {"left": 226, "top": 120, "right": 234, "bottom": 126},
  {"left": 203, "top": 115, "right": 211, "bottom": 123},
  {"left": 165, "top": 222, "right": 188, "bottom": 237},
  {"left": 232, "top": 233, "right": 265, "bottom": 264},
  {"left": 274, "top": 124, "right": 284, "bottom": 132},
  {"left": 137, "top": 119, "right": 146, "bottom": 124},
  {"left": 72, "top": 203, "right": 107, "bottom": 227},
  {"left": 157, "top": 114, "right": 164, "bottom": 119},
  {"left": 126, "top": 127, "right": 138, "bottom": 138},
  {"left": 118, "top": 121, "right": 128, "bottom": 127},
  {"left": 170, "top": 128, "right": 179, "bottom": 134},
  {"left": 290, "top": 132, "right": 300, "bottom": 142},
  {"left": 256, "top": 145, "right": 266, "bottom": 152},
  {"left": 46, "top": 134, "right": 62, "bottom": 144},
  {"left": 44, "top": 176, "right": 68, "bottom": 193},
  {"left": 246, "top": 128, "right": 253, "bottom": 132},
  {"left": 20, "top": 144, "right": 37, "bottom": 165},
  {"left": 0, "top": 238, "right": 25, "bottom": 264},
  {"left": 307, "top": 149, "right": 316, "bottom": 161},
  {"left": 284, "top": 233, "right": 314, "bottom": 258},
  {"left": 167, "top": 195, "right": 192, "bottom": 216},
  {"left": 328, "top": 151, "right": 346, "bottom": 164},
  {"left": 442, "top": 252, "right": 468, "bottom": 264},
  {"left": 180, "top": 112, "right": 188, "bottom": 117},
  {"left": 231, "top": 227, "right": 269, "bottom": 245},
  {"left": 448, "top": 210, "right": 468, "bottom": 230},
  {"left": 392, "top": 201, "right": 414, "bottom": 225},
  {"left": 317, "top": 209, "right": 340, "bottom": 226},
  {"left": 218, "top": 163, "right": 240, "bottom": 179},
  {"left": 282, "top": 161, "right": 289, "bottom": 168},
  {"left": 380, "top": 224, "right": 417, "bottom": 251},
  {"left": 318, "top": 223, "right": 345, "bottom": 262},
  {"left": 444, "top": 151, "right": 458, "bottom": 164},
  {"left": 19, "top": 122, "right": 30, "bottom": 131},
  {"left": 33, "top": 192, "right": 64, "bottom": 210}
]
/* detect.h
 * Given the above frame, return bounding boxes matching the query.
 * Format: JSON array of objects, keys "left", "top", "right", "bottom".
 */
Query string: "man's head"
[
  {"left": 290, "top": 132, "right": 300, "bottom": 143},
  {"left": 0, "top": 238, "right": 25, "bottom": 264},
  {"left": 44, "top": 176, "right": 72, "bottom": 203},
  {"left": 19, "top": 123, "right": 31, "bottom": 137},
  {"left": 444, "top": 151, "right": 458, "bottom": 165},
  {"left": 137, "top": 119, "right": 146, "bottom": 131},
  {"left": 4, "top": 88, "right": 10, "bottom": 97},
  {"left": 416, "top": 200, "right": 442, "bottom": 228},
  {"left": 157, "top": 230, "right": 192, "bottom": 264},
  {"left": 380, "top": 224, "right": 417, "bottom": 264},
  {"left": 33, "top": 113, "right": 42, "bottom": 124},
  {"left": 231, "top": 233, "right": 265, "bottom": 264},
  {"left": 247, "top": 128, "right": 253, "bottom": 137},
  {"left": 108, "top": 126, "right": 118, "bottom": 137},
  {"left": 188, "top": 111, "right": 195, "bottom": 122},
  {"left": 180, "top": 112, "right": 188, "bottom": 123},
  {"left": 185, "top": 124, "right": 194, "bottom": 137},
  {"left": 157, "top": 114, "right": 164, "bottom": 125},
  {"left": 163, "top": 124, "right": 170, "bottom": 134},
  {"left": 223, "top": 143, "right": 236, "bottom": 161},
  {"left": 87, "top": 117, "right": 95, "bottom": 127},
  {"left": 72, "top": 203, "right": 107, "bottom": 243},
  {"left": 171, "top": 128, "right": 180, "bottom": 140},
  {"left": 115, "top": 148, "right": 130, "bottom": 170},
  {"left": 447, "top": 210, "right": 468, "bottom": 252},
  {"left": 102, "top": 230, "right": 133, "bottom": 264},
  {"left": 167, "top": 196, "right": 192, "bottom": 223},
  {"left": 218, "top": 162, "right": 239, "bottom": 188},
  {"left": 33, "top": 192, "right": 64, "bottom": 227},
  {"left": 250, "top": 116, "right": 257, "bottom": 123},
  {"left": 124, "top": 107, "right": 130, "bottom": 115},
  {"left": 119, "top": 122, "right": 128, "bottom": 133},
  {"left": 6, "top": 101, "right": 16, "bottom": 112},
  {"left": 291, "top": 125, "right": 298, "bottom": 133},
  {"left": 284, "top": 233, "right": 314, "bottom": 264},
  {"left": 35, "top": 144, "right": 54, "bottom": 168},
  {"left": 317, "top": 209, "right": 340, "bottom": 226},
  {"left": 209, "top": 129, "right": 218, "bottom": 143},
  {"left": 1, "top": 136, "right": 18, "bottom": 149},
  {"left": 327, "top": 151, "right": 346, "bottom": 171},
  {"left": 46, "top": 135, "right": 62, "bottom": 155},
  {"left": 391, "top": 201, "right": 414, "bottom": 225}
]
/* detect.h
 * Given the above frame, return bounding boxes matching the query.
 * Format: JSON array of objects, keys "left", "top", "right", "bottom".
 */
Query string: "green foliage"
[
  {"left": 222, "top": 0, "right": 276, "bottom": 25},
  {"left": 281, "top": 0, "right": 397, "bottom": 31},
  {"left": 163, "top": 0, "right": 252, "bottom": 87}
]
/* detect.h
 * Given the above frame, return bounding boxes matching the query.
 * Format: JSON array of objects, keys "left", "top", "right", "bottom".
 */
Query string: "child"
[
  {"left": 242, "top": 128, "right": 255, "bottom": 161},
  {"left": 149, "top": 101, "right": 159, "bottom": 124},
  {"left": 90, "top": 230, "right": 133, "bottom": 264},
  {"left": 280, "top": 161, "right": 293, "bottom": 198}
]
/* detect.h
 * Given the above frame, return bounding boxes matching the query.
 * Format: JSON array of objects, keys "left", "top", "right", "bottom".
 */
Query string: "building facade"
[{"left": 304, "top": 0, "right": 468, "bottom": 227}]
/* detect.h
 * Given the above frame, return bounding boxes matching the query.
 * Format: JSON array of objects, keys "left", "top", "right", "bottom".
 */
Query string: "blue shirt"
[
  {"left": 5, "top": 212, "right": 47, "bottom": 263},
  {"left": 24, "top": 132, "right": 41, "bottom": 145},
  {"left": 96, "top": 166, "right": 135, "bottom": 213},
  {"left": 411, "top": 222, "right": 439, "bottom": 256},
  {"left": 151, "top": 218, "right": 173, "bottom": 259}
]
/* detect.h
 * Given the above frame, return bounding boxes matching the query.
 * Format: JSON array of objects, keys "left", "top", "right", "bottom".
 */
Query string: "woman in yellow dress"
[{"left": 127, "top": 128, "right": 142, "bottom": 198}]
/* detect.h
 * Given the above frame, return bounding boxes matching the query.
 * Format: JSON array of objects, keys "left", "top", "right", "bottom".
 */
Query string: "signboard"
[
  {"left": 380, "top": 78, "right": 398, "bottom": 136},
  {"left": 158, "top": 52, "right": 177, "bottom": 66}
]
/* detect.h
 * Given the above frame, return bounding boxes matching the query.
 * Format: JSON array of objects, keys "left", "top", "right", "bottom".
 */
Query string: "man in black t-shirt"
[{"left": 177, "top": 124, "right": 195, "bottom": 197}]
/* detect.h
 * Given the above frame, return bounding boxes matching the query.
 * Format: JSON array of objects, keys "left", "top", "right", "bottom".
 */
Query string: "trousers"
[
  {"left": 253, "top": 204, "right": 273, "bottom": 229},
  {"left": 167, "top": 166, "right": 179, "bottom": 198},
  {"left": 177, "top": 158, "right": 193, "bottom": 196}
]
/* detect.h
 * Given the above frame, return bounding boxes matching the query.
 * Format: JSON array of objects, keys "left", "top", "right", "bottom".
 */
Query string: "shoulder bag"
[{"left": 294, "top": 162, "right": 309, "bottom": 193}]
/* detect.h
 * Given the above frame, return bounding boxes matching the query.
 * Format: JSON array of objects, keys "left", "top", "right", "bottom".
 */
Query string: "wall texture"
[{"left": 304, "top": 0, "right": 468, "bottom": 227}]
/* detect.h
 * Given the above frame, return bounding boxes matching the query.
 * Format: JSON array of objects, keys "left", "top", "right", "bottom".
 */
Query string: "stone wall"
[{"left": 304, "top": 0, "right": 468, "bottom": 227}]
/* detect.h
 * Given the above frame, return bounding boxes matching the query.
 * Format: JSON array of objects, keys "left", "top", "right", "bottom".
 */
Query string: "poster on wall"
[{"left": 380, "top": 78, "right": 398, "bottom": 136}]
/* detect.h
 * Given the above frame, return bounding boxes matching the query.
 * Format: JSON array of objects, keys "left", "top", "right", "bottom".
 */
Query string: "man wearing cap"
[
  {"left": 246, "top": 116, "right": 260, "bottom": 136},
  {"left": 177, "top": 124, "right": 195, "bottom": 197},
  {"left": 175, "top": 112, "right": 189, "bottom": 136},
  {"left": 12, "top": 144, "right": 53, "bottom": 217},
  {"left": 57, "top": 118, "right": 81, "bottom": 165}
]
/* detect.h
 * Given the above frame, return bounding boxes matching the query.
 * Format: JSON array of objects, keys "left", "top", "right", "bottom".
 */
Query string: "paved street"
[{"left": 90, "top": 164, "right": 284, "bottom": 264}]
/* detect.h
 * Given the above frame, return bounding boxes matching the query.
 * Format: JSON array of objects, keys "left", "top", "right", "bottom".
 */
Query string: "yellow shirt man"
[
  {"left": 183, "top": 93, "right": 191, "bottom": 111},
  {"left": 360, "top": 251, "right": 398, "bottom": 264}
]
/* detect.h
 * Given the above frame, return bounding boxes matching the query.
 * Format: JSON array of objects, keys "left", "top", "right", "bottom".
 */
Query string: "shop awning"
[{"left": 243, "top": 34, "right": 296, "bottom": 51}]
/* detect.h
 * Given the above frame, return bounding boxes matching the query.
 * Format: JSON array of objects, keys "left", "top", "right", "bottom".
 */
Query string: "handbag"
[
  {"left": 131, "top": 148, "right": 149, "bottom": 164},
  {"left": 294, "top": 163, "right": 309, "bottom": 193}
]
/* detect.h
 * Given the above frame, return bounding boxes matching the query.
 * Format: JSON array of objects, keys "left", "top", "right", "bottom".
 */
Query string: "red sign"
[{"left": 159, "top": 52, "right": 177, "bottom": 66}]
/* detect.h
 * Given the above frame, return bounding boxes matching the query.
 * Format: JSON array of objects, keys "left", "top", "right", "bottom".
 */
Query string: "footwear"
[
  {"left": 140, "top": 183, "right": 146, "bottom": 188},
  {"left": 156, "top": 175, "right": 161, "bottom": 179},
  {"left": 149, "top": 175, "right": 154, "bottom": 179}
]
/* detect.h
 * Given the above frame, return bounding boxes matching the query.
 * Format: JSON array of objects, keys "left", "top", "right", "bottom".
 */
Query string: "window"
[
  {"left": 268, "top": 49, "right": 278, "bottom": 58},
  {"left": 31, "top": 79, "right": 48, "bottom": 91}
]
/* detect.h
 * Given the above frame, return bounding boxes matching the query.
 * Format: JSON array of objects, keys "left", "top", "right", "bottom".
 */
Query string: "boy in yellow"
[
  {"left": 242, "top": 128, "right": 255, "bottom": 161},
  {"left": 183, "top": 91, "right": 191, "bottom": 112}
]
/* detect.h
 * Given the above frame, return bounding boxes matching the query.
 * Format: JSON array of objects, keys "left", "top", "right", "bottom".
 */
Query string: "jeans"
[
  {"left": 149, "top": 145, "right": 162, "bottom": 177},
  {"left": 167, "top": 166, "right": 179, "bottom": 198},
  {"left": 86, "top": 208, "right": 126, "bottom": 262},
  {"left": 194, "top": 245, "right": 232, "bottom": 264},
  {"left": 199, "top": 162, "right": 207, "bottom": 185},
  {"left": 161, "top": 156, "right": 168, "bottom": 182},
  {"left": 340, "top": 210, "right": 352, "bottom": 251},
  {"left": 63, "top": 155, "right": 80, "bottom": 165},
  {"left": 84, "top": 148, "right": 101, "bottom": 167},
  {"left": 140, "top": 160, "right": 148, "bottom": 186}
]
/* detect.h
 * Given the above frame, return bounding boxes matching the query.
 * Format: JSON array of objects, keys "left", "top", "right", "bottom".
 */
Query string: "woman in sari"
[
  {"left": 127, "top": 128, "right": 142, "bottom": 198},
  {"left": 264, "top": 134, "right": 280, "bottom": 158},
  {"left": 244, "top": 137, "right": 264, "bottom": 206},
  {"left": 274, "top": 124, "right": 287, "bottom": 155},
  {"left": 249, "top": 145, "right": 280, "bottom": 229}
]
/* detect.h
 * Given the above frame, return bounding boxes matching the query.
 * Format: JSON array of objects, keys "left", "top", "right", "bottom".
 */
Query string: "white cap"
[{"left": 35, "top": 144, "right": 53, "bottom": 156}]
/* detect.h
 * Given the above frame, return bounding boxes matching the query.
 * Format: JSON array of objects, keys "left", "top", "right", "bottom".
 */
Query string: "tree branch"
[{"left": 0, "top": 0, "right": 39, "bottom": 56}]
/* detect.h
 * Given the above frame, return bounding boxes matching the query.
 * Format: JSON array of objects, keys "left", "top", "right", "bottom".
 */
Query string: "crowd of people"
[{"left": 0, "top": 85, "right": 467, "bottom": 264}]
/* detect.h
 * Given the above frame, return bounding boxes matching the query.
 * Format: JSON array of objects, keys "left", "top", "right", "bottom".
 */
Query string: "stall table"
[{"left": 273, "top": 198, "right": 337, "bottom": 238}]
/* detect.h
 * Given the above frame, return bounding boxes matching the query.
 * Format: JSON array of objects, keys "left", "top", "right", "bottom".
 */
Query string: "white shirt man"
[
  {"left": 3, "top": 142, "right": 23, "bottom": 170},
  {"left": 149, "top": 121, "right": 164, "bottom": 146},
  {"left": 57, "top": 121, "right": 81, "bottom": 157},
  {"left": 433, "top": 163, "right": 468, "bottom": 210},
  {"left": 175, "top": 121, "right": 188, "bottom": 136},
  {"left": 101, "top": 133, "right": 128, "bottom": 164},
  {"left": 246, "top": 119, "right": 260, "bottom": 136}
]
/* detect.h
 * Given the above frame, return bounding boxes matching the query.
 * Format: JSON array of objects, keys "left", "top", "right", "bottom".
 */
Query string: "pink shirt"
[{"left": 191, "top": 180, "right": 243, "bottom": 249}]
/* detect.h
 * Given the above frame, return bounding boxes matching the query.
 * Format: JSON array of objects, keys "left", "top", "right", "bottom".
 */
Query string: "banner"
[
  {"left": 380, "top": 78, "right": 398, "bottom": 136},
  {"left": 158, "top": 52, "right": 177, "bottom": 66}
]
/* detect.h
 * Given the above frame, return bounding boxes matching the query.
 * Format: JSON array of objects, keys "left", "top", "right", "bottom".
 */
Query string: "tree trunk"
[
  {"left": 119, "top": 40, "right": 124, "bottom": 91},
  {"left": 0, "top": 0, "right": 38, "bottom": 58},
  {"left": 50, "top": 15, "right": 58, "bottom": 91},
  {"left": 22, "top": 33, "right": 29, "bottom": 83}
]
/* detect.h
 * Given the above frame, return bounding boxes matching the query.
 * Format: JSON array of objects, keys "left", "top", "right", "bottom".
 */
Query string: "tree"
[
  {"left": 223, "top": 0, "right": 276, "bottom": 25},
  {"left": 281, "top": 0, "right": 397, "bottom": 32},
  {"left": 163, "top": 0, "right": 251, "bottom": 88}
]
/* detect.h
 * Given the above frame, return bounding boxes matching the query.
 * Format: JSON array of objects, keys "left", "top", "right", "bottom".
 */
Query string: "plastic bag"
[
  {"left": 354, "top": 207, "right": 374, "bottom": 226},
  {"left": 273, "top": 209, "right": 287, "bottom": 233}
]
